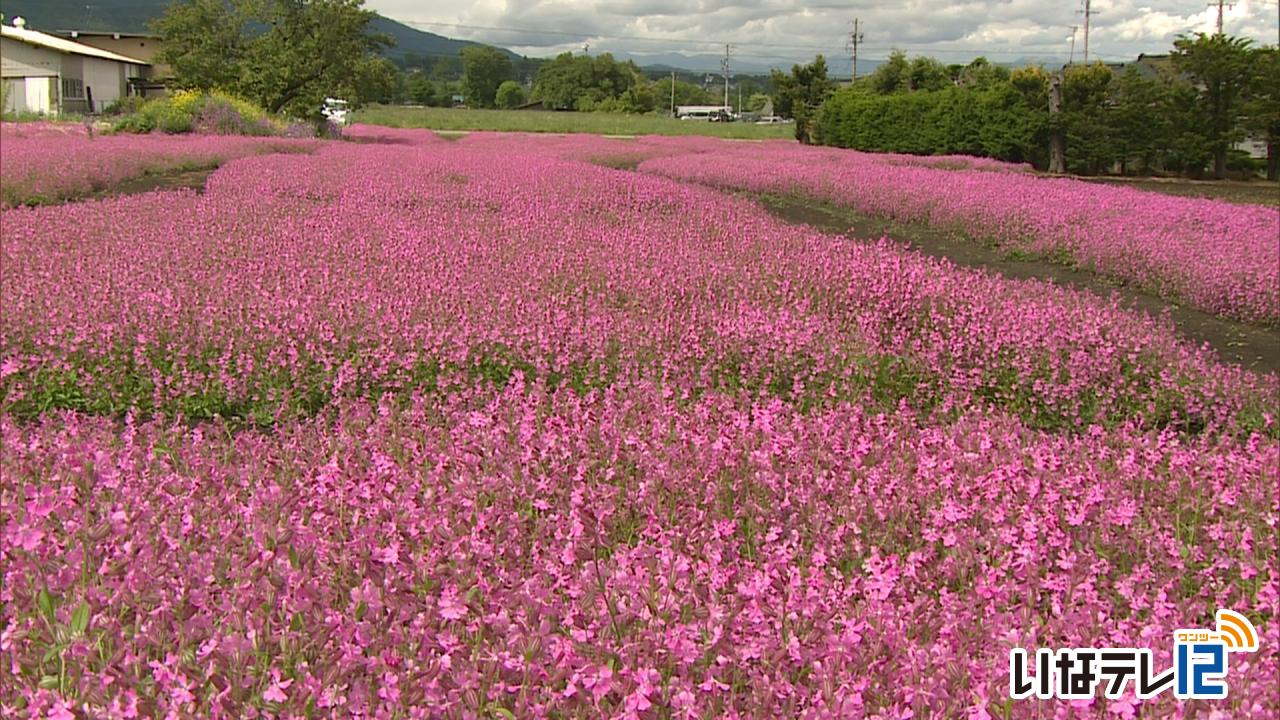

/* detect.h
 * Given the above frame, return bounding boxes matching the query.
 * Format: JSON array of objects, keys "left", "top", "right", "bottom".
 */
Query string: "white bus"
[{"left": 676, "top": 105, "right": 734, "bottom": 121}]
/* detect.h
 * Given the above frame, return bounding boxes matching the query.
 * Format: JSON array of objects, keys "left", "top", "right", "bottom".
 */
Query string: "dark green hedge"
[{"left": 813, "top": 85, "right": 1050, "bottom": 168}]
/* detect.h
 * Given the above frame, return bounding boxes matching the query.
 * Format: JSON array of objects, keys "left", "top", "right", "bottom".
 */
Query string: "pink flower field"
[
  {"left": 0, "top": 123, "right": 318, "bottom": 207},
  {"left": 1, "top": 127, "right": 1277, "bottom": 718},
  {"left": 629, "top": 140, "right": 1280, "bottom": 324}
]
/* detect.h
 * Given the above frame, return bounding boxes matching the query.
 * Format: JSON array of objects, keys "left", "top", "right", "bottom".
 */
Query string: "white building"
[{"left": 1, "top": 17, "right": 149, "bottom": 115}]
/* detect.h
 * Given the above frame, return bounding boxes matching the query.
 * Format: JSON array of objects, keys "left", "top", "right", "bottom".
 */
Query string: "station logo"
[{"left": 1009, "top": 610, "right": 1260, "bottom": 701}]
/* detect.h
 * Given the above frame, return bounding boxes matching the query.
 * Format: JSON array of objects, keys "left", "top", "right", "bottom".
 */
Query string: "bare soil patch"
[
  {"left": 1073, "top": 176, "right": 1279, "bottom": 207},
  {"left": 93, "top": 167, "right": 216, "bottom": 198},
  {"left": 757, "top": 194, "right": 1280, "bottom": 375}
]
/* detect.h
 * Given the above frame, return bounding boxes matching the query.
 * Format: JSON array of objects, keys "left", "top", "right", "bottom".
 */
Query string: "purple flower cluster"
[{"left": 1, "top": 129, "right": 1277, "bottom": 718}]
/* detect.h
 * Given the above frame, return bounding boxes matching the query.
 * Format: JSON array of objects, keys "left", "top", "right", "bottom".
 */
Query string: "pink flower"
[
  {"left": 263, "top": 670, "right": 293, "bottom": 704},
  {"left": 438, "top": 589, "right": 468, "bottom": 621}
]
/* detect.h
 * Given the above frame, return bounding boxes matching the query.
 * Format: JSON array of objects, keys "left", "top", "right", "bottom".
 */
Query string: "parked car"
[{"left": 755, "top": 116, "right": 792, "bottom": 125}]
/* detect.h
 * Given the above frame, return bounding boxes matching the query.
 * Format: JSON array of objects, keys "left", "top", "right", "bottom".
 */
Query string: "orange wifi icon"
[{"left": 1216, "top": 610, "right": 1260, "bottom": 652}]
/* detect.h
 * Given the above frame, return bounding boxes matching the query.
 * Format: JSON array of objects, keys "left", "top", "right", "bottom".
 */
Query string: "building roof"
[
  {"left": 63, "top": 31, "right": 161, "bottom": 40},
  {"left": 1, "top": 23, "right": 149, "bottom": 65}
]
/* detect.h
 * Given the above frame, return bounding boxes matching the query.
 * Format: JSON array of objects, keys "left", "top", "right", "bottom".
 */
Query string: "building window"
[{"left": 61, "top": 78, "right": 84, "bottom": 99}]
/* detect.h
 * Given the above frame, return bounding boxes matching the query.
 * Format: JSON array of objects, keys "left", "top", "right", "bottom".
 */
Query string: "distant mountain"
[
  {"left": 367, "top": 16, "right": 520, "bottom": 63},
  {"left": 0, "top": 0, "right": 520, "bottom": 61}
]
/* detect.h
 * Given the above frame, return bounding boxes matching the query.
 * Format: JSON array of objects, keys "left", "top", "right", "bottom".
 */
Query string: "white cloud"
[{"left": 367, "top": 0, "right": 1280, "bottom": 68}]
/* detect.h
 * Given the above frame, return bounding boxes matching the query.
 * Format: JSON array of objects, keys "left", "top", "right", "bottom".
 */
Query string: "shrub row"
[{"left": 813, "top": 85, "right": 1049, "bottom": 167}]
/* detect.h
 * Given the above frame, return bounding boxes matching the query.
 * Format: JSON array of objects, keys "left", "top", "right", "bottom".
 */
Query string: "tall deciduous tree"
[
  {"left": 153, "top": 0, "right": 388, "bottom": 121},
  {"left": 531, "top": 53, "right": 640, "bottom": 111},
  {"left": 460, "top": 45, "right": 515, "bottom": 109},
  {"left": 1171, "top": 33, "right": 1255, "bottom": 179},
  {"left": 151, "top": 0, "right": 251, "bottom": 91},
  {"left": 771, "top": 55, "right": 836, "bottom": 143}
]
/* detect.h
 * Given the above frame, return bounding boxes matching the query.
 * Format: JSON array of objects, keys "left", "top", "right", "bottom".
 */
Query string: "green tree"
[
  {"left": 430, "top": 56, "right": 461, "bottom": 81},
  {"left": 1062, "top": 62, "right": 1115, "bottom": 174},
  {"left": 867, "top": 52, "right": 951, "bottom": 94},
  {"left": 957, "top": 57, "right": 1011, "bottom": 88},
  {"left": 746, "top": 92, "right": 770, "bottom": 113},
  {"left": 771, "top": 55, "right": 837, "bottom": 142},
  {"left": 151, "top": 0, "right": 251, "bottom": 91},
  {"left": 495, "top": 80, "right": 526, "bottom": 109},
  {"left": 868, "top": 49, "right": 909, "bottom": 94},
  {"left": 908, "top": 56, "right": 951, "bottom": 92},
  {"left": 617, "top": 82, "right": 657, "bottom": 113},
  {"left": 532, "top": 53, "right": 640, "bottom": 111},
  {"left": 460, "top": 46, "right": 515, "bottom": 108},
  {"left": 533, "top": 53, "right": 591, "bottom": 109},
  {"left": 1160, "top": 81, "right": 1214, "bottom": 175},
  {"left": 1108, "top": 67, "right": 1171, "bottom": 174},
  {"left": 1171, "top": 33, "right": 1255, "bottom": 178},
  {"left": 154, "top": 0, "right": 388, "bottom": 121},
  {"left": 352, "top": 56, "right": 400, "bottom": 105},
  {"left": 404, "top": 71, "right": 435, "bottom": 105},
  {"left": 1243, "top": 46, "right": 1280, "bottom": 180}
]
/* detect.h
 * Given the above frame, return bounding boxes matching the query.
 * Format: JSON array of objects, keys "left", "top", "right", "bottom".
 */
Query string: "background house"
[
  {"left": 62, "top": 29, "right": 168, "bottom": 96},
  {"left": 1, "top": 16, "right": 149, "bottom": 114}
]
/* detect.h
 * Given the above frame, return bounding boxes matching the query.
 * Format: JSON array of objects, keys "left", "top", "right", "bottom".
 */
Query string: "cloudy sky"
[{"left": 367, "top": 0, "right": 1278, "bottom": 70}]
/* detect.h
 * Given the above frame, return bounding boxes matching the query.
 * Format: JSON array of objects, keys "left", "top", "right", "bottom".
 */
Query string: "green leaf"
[
  {"left": 36, "top": 589, "right": 56, "bottom": 623},
  {"left": 39, "top": 674, "right": 60, "bottom": 689},
  {"left": 488, "top": 706, "right": 516, "bottom": 719},
  {"left": 70, "top": 602, "right": 91, "bottom": 636},
  {"left": 288, "top": 545, "right": 300, "bottom": 569},
  {"left": 290, "top": 612, "right": 304, "bottom": 632}
]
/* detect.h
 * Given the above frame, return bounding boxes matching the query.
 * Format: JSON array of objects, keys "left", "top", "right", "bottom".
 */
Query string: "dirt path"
[
  {"left": 1073, "top": 176, "right": 1279, "bottom": 207},
  {"left": 94, "top": 167, "right": 216, "bottom": 198},
  {"left": 756, "top": 194, "right": 1280, "bottom": 375}
]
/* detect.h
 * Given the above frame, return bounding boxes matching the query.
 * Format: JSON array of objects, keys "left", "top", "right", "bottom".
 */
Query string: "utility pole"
[
  {"left": 721, "top": 44, "right": 732, "bottom": 110},
  {"left": 670, "top": 71, "right": 676, "bottom": 117},
  {"left": 1049, "top": 73, "right": 1065, "bottom": 174},
  {"left": 1077, "top": 0, "right": 1098, "bottom": 63},
  {"left": 1209, "top": 1, "right": 1233, "bottom": 35},
  {"left": 1068, "top": 25, "right": 1079, "bottom": 65},
  {"left": 847, "top": 18, "right": 864, "bottom": 81},
  {"left": 583, "top": 42, "right": 589, "bottom": 55}
]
